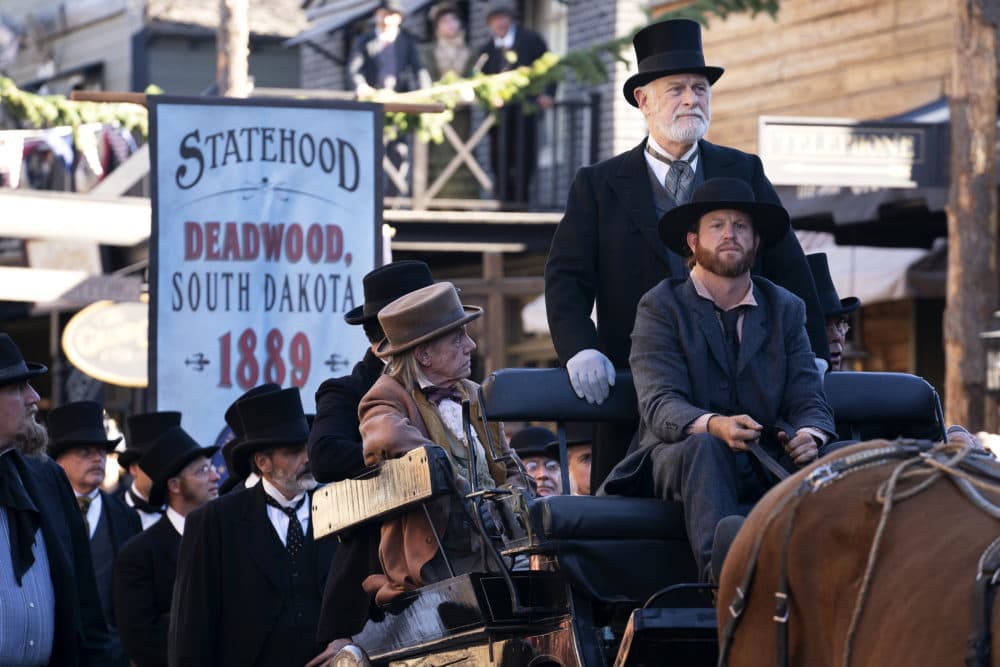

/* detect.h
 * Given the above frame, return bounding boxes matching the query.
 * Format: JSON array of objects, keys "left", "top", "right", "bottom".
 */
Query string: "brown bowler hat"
[{"left": 374, "top": 282, "right": 482, "bottom": 357}]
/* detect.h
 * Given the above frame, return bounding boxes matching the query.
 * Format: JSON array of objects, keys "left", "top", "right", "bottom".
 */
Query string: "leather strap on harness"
[{"left": 966, "top": 535, "right": 1000, "bottom": 667}]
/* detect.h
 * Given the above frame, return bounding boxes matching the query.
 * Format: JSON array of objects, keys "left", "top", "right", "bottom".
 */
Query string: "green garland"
[{"left": 0, "top": 0, "right": 778, "bottom": 143}]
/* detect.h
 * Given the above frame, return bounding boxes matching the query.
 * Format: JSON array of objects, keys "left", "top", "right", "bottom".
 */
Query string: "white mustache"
[{"left": 673, "top": 109, "right": 706, "bottom": 122}]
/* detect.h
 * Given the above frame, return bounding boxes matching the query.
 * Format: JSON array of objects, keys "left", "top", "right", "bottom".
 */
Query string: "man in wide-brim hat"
[
  {"left": 544, "top": 17, "right": 829, "bottom": 494},
  {"left": 0, "top": 333, "right": 113, "bottom": 664},
  {"left": 114, "top": 425, "right": 217, "bottom": 667},
  {"left": 49, "top": 400, "right": 140, "bottom": 667},
  {"left": 600, "top": 177, "right": 835, "bottom": 582},
  {"left": 120, "top": 411, "right": 181, "bottom": 529},
  {"left": 171, "top": 387, "right": 336, "bottom": 667},
  {"left": 355, "top": 282, "right": 530, "bottom": 604},
  {"left": 807, "top": 253, "right": 861, "bottom": 371}
]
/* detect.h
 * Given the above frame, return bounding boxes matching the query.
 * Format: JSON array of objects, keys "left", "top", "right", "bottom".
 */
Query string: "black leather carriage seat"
[
  {"left": 480, "top": 368, "right": 697, "bottom": 603},
  {"left": 823, "top": 371, "right": 946, "bottom": 443}
]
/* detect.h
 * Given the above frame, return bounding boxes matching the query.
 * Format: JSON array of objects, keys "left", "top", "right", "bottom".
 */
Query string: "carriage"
[{"left": 311, "top": 367, "right": 963, "bottom": 667}]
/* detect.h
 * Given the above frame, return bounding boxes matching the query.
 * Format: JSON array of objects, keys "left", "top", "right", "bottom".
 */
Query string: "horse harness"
[{"left": 717, "top": 440, "right": 1000, "bottom": 667}]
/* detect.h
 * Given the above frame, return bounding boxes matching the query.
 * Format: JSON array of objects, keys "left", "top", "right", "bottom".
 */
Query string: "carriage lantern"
[{"left": 981, "top": 312, "right": 1000, "bottom": 396}]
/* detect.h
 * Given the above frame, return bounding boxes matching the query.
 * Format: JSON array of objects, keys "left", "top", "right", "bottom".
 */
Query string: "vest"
[{"left": 646, "top": 158, "right": 704, "bottom": 279}]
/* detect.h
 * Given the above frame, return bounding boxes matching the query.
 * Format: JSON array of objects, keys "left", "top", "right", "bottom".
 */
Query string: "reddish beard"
[{"left": 693, "top": 236, "right": 758, "bottom": 277}]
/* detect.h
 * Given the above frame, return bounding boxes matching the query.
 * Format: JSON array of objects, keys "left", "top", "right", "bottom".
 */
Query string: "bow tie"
[
  {"left": 421, "top": 384, "right": 462, "bottom": 406},
  {"left": 128, "top": 489, "right": 163, "bottom": 515}
]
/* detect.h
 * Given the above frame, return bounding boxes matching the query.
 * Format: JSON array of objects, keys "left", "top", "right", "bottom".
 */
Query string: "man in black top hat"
[
  {"left": 49, "top": 401, "right": 141, "bottom": 667},
  {"left": 120, "top": 411, "right": 181, "bottom": 529},
  {"left": 218, "top": 383, "right": 281, "bottom": 494},
  {"left": 113, "top": 426, "right": 218, "bottom": 667},
  {"left": 544, "top": 18, "right": 829, "bottom": 491},
  {"left": 0, "top": 334, "right": 111, "bottom": 666},
  {"left": 311, "top": 259, "right": 434, "bottom": 660},
  {"left": 600, "top": 178, "right": 835, "bottom": 580},
  {"left": 170, "top": 388, "right": 335, "bottom": 667},
  {"left": 511, "top": 426, "right": 562, "bottom": 496},
  {"left": 475, "top": 1, "right": 555, "bottom": 205},
  {"left": 807, "top": 253, "right": 861, "bottom": 371}
]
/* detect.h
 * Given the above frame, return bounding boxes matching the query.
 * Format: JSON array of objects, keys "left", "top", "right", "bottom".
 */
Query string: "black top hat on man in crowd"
[
  {"left": 230, "top": 388, "right": 310, "bottom": 474},
  {"left": 344, "top": 260, "right": 436, "bottom": 326},
  {"left": 141, "top": 426, "right": 219, "bottom": 507},
  {"left": 807, "top": 253, "right": 861, "bottom": 318},
  {"left": 511, "top": 426, "right": 558, "bottom": 459},
  {"left": 46, "top": 401, "right": 122, "bottom": 460},
  {"left": 624, "top": 18, "right": 724, "bottom": 107},
  {"left": 544, "top": 422, "right": 593, "bottom": 460},
  {"left": 0, "top": 332, "right": 47, "bottom": 387},
  {"left": 219, "top": 383, "right": 282, "bottom": 491},
  {"left": 120, "top": 411, "right": 182, "bottom": 469},
  {"left": 658, "top": 177, "right": 790, "bottom": 257}
]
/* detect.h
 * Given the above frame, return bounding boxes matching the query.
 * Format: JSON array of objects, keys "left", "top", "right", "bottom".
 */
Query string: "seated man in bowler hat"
[
  {"left": 546, "top": 422, "right": 594, "bottom": 495},
  {"left": 0, "top": 334, "right": 111, "bottom": 665},
  {"left": 807, "top": 253, "right": 861, "bottom": 372},
  {"left": 311, "top": 260, "right": 435, "bottom": 661},
  {"left": 511, "top": 426, "right": 562, "bottom": 496},
  {"left": 120, "top": 411, "right": 182, "bottom": 529},
  {"left": 544, "top": 18, "right": 829, "bottom": 493},
  {"left": 357, "top": 282, "right": 531, "bottom": 603},
  {"left": 600, "top": 178, "right": 835, "bottom": 581},
  {"left": 49, "top": 400, "right": 141, "bottom": 667},
  {"left": 113, "top": 425, "right": 218, "bottom": 667},
  {"left": 170, "top": 387, "right": 335, "bottom": 667}
]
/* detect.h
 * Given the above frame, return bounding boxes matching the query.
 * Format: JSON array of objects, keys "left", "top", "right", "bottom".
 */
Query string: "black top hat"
[
  {"left": 511, "top": 426, "right": 557, "bottom": 459},
  {"left": 544, "top": 422, "right": 593, "bottom": 459},
  {"left": 230, "top": 388, "right": 310, "bottom": 473},
  {"left": 378, "top": 0, "right": 405, "bottom": 15},
  {"left": 623, "top": 19, "right": 724, "bottom": 107},
  {"left": 120, "top": 411, "right": 182, "bottom": 469},
  {"left": 344, "top": 260, "right": 435, "bottom": 325},
  {"left": 46, "top": 401, "right": 121, "bottom": 460},
  {"left": 141, "top": 425, "right": 219, "bottom": 507},
  {"left": 0, "top": 333, "right": 47, "bottom": 387},
  {"left": 658, "top": 177, "right": 790, "bottom": 257},
  {"left": 221, "top": 383, "right": 281, "bottom": 481},
  {"left": 807, "top": 253, "right": 861, "bottom": 318}
]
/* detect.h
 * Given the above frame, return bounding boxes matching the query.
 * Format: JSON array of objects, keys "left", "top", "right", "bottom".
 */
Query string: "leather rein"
[{"left": 718, "top": 440, "right": 1000, "bottom": 667}]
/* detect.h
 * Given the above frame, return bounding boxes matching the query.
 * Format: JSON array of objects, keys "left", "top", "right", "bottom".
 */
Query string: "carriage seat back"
[
  {"left": 480, "top": 368, "right": 697, "bottom": 603},
  {"left": 823, "top": 371, "right": 946, "bottom": 443}
]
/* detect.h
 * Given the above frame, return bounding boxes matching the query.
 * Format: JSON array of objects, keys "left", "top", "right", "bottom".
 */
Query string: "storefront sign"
[
  {"left": 62, "top": 300, "right": 148, "bottom": 387},
  {"left": 759, "top": 116, "right": 949, "bottom": 188},
  {"left": 149, "top": 96, "right": 381, "bottom": 445}
]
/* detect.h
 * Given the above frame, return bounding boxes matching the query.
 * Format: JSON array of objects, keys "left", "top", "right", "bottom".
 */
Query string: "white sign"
[{"left": 149, "top": 96, "right": 381, "bottom": 446}]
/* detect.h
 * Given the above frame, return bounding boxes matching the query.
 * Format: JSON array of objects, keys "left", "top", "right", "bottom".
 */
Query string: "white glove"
[{"left": 566, "top": 348, "right": 616, "bottom": 405}]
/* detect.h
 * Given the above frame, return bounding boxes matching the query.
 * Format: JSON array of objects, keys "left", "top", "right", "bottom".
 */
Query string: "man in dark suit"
[
  {"left": 544, "top": 19, "right": 829, "bottom": 489},
  {"left": 476, "top": 1, "right": 555, "bottom": 205},
  {"left": 348, "top": 0, "right": 430, "bottom": 95},
  {"left": 218, "top": 384, "right": 281, "bottom": 495},
  {"left": 601, "top": 179, "right": 836, "bottom": 580},
  {"left": 113, "top": 425, "right": 218, "bottom": 667},
  {"left": 118, "top": 411, "right": 181, "bottom": 529},
  {"left": 169, "top": 388, "right": 335, "bottom": 667},
  {"left": 806, "top": 252, "right": 861, "bottom": 371},
  {"left": 0, "top": 333, "right": 111, "bottom": 666},
  {"left": 49, "top": 401, "right": 141, "bottom": 667},
  {"left": 310, "top": 260, "right": 434, "bottom": 662}
]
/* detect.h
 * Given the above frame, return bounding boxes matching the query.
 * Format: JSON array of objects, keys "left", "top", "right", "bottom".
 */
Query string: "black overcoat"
[
  {"left": 348, "top": 30, "right": 428, "bottom": 92},
  {"left": 544, "top": 138, "right": 829, "bottom": 370},
  {"left": 168, "top": 484, "right": 335, "bottom": 667},
  {"left": 10, "top": 451, "right": 112, "bottom": 666},
  {"left": 113, "top": 515, "right": 180, "bottom": 667}
]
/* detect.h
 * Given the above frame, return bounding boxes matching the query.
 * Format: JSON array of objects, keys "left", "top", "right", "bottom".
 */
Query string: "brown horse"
[{"left": 716, "top": 439, "right": 1000, "bottom": 667}]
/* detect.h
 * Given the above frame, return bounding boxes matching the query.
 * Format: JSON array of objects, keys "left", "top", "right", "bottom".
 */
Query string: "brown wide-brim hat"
[
  {"left": 658, "top": 177, "right": 790, "bottom": 257},
  {"left": 623, "top": 19, "right": 724, "bottom": 107},
  {"left": 374, "top": 282, "right": 482, "bottom": 357}
]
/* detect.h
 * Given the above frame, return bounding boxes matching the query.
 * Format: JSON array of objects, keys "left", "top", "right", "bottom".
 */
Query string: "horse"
[{"left": 716, "top": 438, "right": 1000, "bottom": 667}]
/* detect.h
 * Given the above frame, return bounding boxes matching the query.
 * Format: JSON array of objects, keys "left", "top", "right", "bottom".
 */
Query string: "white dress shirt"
[
  {"left": 260, "top": 478, "right": 309, "bottom": 547},
  {"left": 644, "top": 137, "right": 699, "bottom": 188},
  {"left": 165, "top": 506, "right": 186, "bottom": 536},
  {"left": 494, "top": 25, "right": 516, "bottom": 50}
]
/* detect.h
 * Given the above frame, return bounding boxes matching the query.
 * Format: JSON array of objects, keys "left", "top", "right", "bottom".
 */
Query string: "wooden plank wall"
[{"left": 654, "top": 0, "right": 955, "bottom": 152}]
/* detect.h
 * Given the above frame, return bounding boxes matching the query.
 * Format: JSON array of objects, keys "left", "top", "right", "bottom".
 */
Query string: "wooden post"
[
  {"left": 217, "top": 0, "right": 250, "bottom": 97},
  {"left": 946, "top": 0, "right": 1000, "bottom": 431},
  {"left": 482, "top": 252, "right": 507, "bottom": 375}
]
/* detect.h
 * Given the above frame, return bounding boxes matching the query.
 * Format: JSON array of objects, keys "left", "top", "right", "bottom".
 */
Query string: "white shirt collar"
[
  {"left": 494, "top": 25, "right": 516, "bottom": 49},
  {"left": 165, "top": 506, "right": 186, "bottom": 536},
  {"left": 129, "top": 482, "right": 149, "bottom": 502},
  {"left": 644, "top": 137, "right": 699, "bottom": 188},
  {"left": 261, "top": 477, "right": 305, "bottom": 509}
]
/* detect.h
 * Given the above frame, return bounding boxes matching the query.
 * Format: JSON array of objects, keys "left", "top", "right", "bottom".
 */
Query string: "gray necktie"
[{"left": 665, "top": 158, "right": 693, "bottom": 204}]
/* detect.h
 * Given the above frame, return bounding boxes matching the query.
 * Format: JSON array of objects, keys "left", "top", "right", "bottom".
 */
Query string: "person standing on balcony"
[
  {"left": 475, "top": 1, "right": 555, "bottom": 207},
  {"left": 544, "top": 18, "right": 829, "bottom": 491}
]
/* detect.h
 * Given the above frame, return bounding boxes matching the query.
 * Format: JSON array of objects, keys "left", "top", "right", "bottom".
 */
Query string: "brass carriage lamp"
[{"left": 981, "top": 313, "right": 1000, "bottom": 396}]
